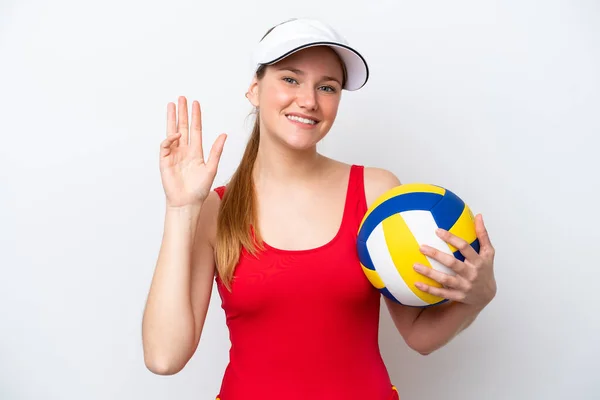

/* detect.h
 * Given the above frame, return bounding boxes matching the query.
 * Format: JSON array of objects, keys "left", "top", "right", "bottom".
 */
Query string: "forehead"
[{"left": 269, "top": 46, "right": 345, "bottom": 78}]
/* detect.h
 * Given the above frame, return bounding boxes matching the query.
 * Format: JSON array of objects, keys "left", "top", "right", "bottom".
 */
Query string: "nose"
[{"left": 295, "top": 85, "right": 318, "bottom": 111}]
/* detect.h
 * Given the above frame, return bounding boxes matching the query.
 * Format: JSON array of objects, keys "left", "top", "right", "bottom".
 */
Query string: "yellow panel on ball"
[
  {"left": 361, "top": 265, "right": 385, "bottom": 289},
  {"left": 382, "top": 212, "right": 445, "bottom": 305},
  {"left": 447, "top": 204, "right": 477, "bottom": 254}
]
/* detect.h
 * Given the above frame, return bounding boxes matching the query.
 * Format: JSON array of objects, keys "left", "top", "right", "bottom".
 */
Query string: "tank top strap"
[
  {"left": 214, "top": 185, "right": 226, "bottom": 200},
  {"left": 341, "top": 164, "right": 368, "bottom": 233}
]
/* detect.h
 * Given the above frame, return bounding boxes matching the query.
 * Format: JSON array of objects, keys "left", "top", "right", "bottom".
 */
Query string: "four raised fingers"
[{"left": 163, "top": 96, "right": 226, "bottom": 168}]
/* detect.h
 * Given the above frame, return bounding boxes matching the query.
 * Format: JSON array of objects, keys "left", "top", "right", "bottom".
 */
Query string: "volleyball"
[{"left": 357, "top": 183, "right": 480, "bottom": 307}]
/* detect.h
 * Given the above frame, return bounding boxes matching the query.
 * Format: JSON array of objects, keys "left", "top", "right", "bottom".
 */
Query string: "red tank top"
[{"left": 213, "top": 165, "right": 398, "bottom": 400}]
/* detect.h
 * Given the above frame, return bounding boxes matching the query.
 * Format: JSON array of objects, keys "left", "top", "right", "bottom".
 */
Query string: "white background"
[{"left": 1, "top": 0, "right": 599, "bottom": 399}]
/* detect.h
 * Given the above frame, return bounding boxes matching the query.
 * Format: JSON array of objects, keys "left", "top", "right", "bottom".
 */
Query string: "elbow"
[
  {"left": 411, "top": 345, "right": 435, "bottom": 356},
  {"left": 144, "top": 355, "right": 185, "bottom": 376},
  {"left": 141, "top": 326, "right": 196, "bottom": 375},
  {"left": 406, "top": 337, "right": 438, "bottom": 356},
  {"left": 143, "top": 346, "right": 189, "bottom": 376}
]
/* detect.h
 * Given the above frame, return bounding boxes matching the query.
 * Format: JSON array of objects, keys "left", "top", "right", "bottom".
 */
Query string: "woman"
[{"left": 142, "top": 18, "right": 497, "bottom": 400}]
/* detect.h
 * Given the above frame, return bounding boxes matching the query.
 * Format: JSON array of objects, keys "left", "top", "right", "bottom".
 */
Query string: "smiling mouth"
[{"left": 286, "top": 114, "right": 319, "bottom": 125}]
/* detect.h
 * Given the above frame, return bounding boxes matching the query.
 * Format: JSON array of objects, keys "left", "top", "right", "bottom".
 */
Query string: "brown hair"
[{"left": 215, "top": 65, "right": 267, "bottom": 291}]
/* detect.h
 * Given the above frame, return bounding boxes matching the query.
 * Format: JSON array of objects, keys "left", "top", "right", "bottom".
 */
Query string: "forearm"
[
  {"left": 407, "top": 301, "right": 486, "bottom": 355},
  {"left": 142, "top": 205, "right": 202, "bottom": 368}
]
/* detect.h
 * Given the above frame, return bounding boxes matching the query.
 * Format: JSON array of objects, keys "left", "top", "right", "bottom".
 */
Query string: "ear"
[{"left": 246, "top": 76, "right": 260, "bottom": 108}]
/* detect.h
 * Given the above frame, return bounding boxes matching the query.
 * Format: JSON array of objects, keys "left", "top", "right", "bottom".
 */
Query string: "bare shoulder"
[{"left": 363, "top": 166, "right": 402, "bottom": 207}]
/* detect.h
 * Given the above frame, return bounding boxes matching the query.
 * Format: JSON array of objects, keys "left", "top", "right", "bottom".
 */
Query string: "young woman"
[{"left": 142, "top": 18, "right": 497, "bottom": 400}]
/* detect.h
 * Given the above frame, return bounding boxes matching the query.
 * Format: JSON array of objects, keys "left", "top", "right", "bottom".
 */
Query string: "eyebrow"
[{"left": 276, "top": 67, "right": 342, "bottom": 86}]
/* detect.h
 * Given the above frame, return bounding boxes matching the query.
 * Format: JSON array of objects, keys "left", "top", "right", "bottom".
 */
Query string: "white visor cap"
[{"left": 251, "top": 18, "right": 369, "bottom": 91}]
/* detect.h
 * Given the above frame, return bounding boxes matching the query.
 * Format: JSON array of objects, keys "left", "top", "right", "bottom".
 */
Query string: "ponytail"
[{"left": 215, "top": 68, "right": 266, "bottom": 290}]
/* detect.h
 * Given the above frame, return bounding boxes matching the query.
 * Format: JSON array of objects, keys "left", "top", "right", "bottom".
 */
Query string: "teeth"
[{"left": 287, "top": 115, "right": 317, "bottom": 125}]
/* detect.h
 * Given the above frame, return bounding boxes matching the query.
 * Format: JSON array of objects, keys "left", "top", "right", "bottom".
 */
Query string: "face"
[{"left": 247, "top": 46, "right": 345, "bottom": 150}]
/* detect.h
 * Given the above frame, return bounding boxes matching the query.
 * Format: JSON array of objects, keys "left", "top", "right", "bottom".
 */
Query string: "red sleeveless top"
[{"left": 213, "top": 165, "right": 398, "bottom": 400}]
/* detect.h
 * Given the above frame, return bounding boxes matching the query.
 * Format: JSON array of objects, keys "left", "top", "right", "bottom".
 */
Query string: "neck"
[{"left": 252, "top": 135, "right": 325, "bottom": 189}]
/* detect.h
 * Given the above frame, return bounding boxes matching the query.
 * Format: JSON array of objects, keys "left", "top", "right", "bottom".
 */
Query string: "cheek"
[
  {"left": 320, "top": 98, "right": 341, "bottom": 121},
  {"left": 260, "top": 85, "right": 295, "bottom": 112},
  {"left": 272, "top": 90, "right": 295, "bottom": 110}
]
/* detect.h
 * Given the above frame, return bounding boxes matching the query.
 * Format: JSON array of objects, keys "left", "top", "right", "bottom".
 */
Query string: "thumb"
[{"left": 475, "top": 214, "right": 493, "bottom": 252}]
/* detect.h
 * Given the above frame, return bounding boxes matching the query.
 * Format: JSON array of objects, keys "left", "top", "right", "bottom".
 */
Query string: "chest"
[
  {"left": 217, "top": 231, "right": 376, "bottom": 316},
  {"left": 255, "top": 185, "right": 347, "bottom": 252}
]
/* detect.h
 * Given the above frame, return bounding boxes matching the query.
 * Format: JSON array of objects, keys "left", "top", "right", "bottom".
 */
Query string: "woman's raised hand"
[{"left": 159, "top": 96, "right": 226, "bottom": 208}]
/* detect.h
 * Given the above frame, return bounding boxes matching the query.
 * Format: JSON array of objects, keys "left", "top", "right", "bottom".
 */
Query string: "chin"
[{"left": 279, "top": 130, "right": 326, "bottom": 151}]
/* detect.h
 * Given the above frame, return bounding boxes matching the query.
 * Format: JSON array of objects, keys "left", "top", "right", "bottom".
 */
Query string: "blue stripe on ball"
[
  {"left": 358, "top": 192, "right": 444, "bottom": 244},
  {"left": 430, "top": 189, "right": 465, "bottom": 231},
  {"left": 471, "top": 238, "right": 481, "bottom": 253},
  {"left": 357, "top": 239, "right": 376, "bottom": 270},
  {"left": 380, "top": 287, "right": 402, "bottom": 304}
]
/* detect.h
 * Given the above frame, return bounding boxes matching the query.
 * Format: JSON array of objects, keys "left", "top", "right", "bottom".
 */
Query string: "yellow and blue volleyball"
[{"left": 357, "top": 183, "right": 480, "bottom": 307}]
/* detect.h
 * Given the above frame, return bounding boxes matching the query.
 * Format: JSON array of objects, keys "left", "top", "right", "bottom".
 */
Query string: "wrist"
[
  {"left": 165, "top": 202, "right": 203, "bottom": 220},
  {"left": 462, "top": 299, "right": 491, "bottom": 314}
]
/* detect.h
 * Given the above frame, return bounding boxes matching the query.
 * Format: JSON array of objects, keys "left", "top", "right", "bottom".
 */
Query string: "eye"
[
  {"left": 283, "top": 77, "right": 298, "bottom": 84},
  {"left": 319, "top": 85, "right": 337, "bottom": 93}
]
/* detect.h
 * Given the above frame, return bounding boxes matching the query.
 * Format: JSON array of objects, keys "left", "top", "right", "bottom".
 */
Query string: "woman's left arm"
[
  {"left": 387, "top": 219, "right": 497, "bottom": 355},
  {"left": 364, "top": 167, "right": 497, "bottom": 355}
]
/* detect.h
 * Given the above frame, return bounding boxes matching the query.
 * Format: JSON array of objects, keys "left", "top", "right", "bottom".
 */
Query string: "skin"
[{"left": 142, "top": 45, "right": 497, "bottom": 376}]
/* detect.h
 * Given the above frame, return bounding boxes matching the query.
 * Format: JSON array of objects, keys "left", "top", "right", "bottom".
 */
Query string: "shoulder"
[
  {"left": 362, "top": 166, "right": 402, "bottom": 207},
  {"left": 198, "top": 189, "right": 224, "bottom": 247}
]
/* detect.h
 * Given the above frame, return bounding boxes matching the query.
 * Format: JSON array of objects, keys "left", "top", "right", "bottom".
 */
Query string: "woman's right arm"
[
  {"left": 142, "top": 96, "right": 226, "bottom": 375},
  {"left": 142, "top": 192, "right": 220, "bottom": 375}
]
